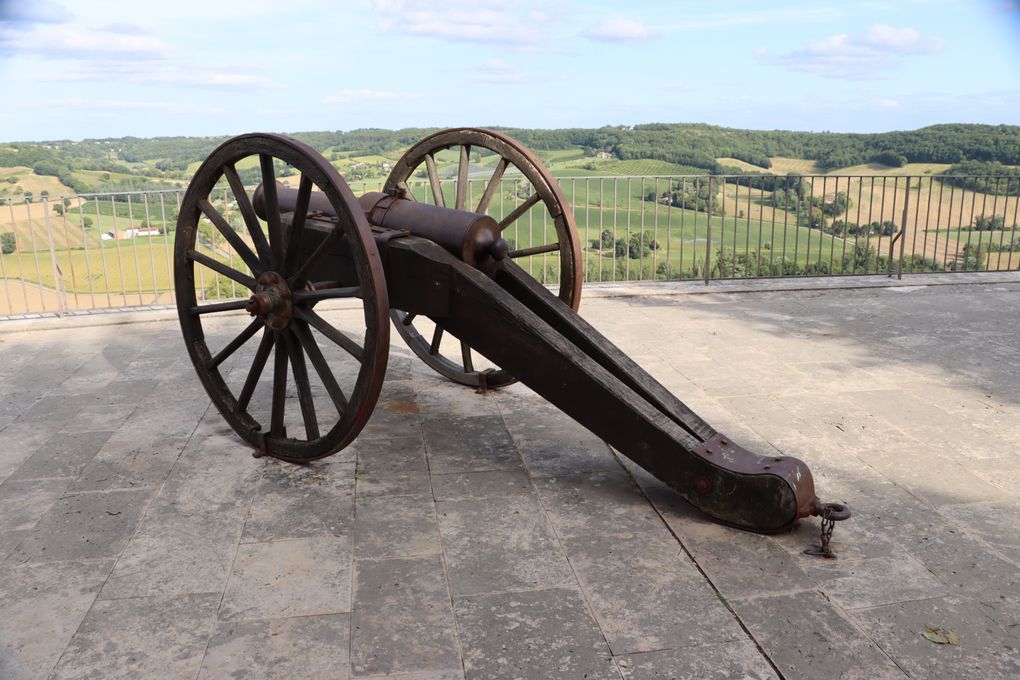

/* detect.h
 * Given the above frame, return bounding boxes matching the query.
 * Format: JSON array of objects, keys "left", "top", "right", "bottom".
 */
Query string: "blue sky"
[{"left": 1, "top": 0, "right": 1019, "bottom": 141}]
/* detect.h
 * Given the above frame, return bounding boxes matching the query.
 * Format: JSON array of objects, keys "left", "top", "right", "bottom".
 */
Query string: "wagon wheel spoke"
[
  {"left": 429, "top": 326, "right": 444, "bottom": 356},
  {"left": 295, "top": 307, "right": 364, "bottom": 361},
  {"left": 456, "top": 145, "right": 470, "bottom": 211},
  {"left": 498, "top": 193, "right": 541, "bottom": 232},
  {"left": 208, "top": 319, "right": 262, "bottom": 369},
  {"left": 224, "top": 163, "right": 272, "bottom": 267},
  {"left": 424, "top": 154, "right": 445, "bottom": 207},
  {"left": 288, "top": 226, "right": 343, "bottom": 289},
  {"left": 198, "top": 199, "right": 262, "bottom": 273},
  {"left": 291, "top": 286, "right": 361, "bottom": 304},
  {"left": 509, "top": 242, "right": 560, "bottom": 259},
  {"left": 293, "top": 319, "right": 348, "bottom": 413},
  {"left": 283, "top": 174, "right": 313, "bottom": 275},
  {"left": 259, "top": 154, "right": 285, "bottom": 268},
  {"left": 236, "top": 329, "right": 275, "bottom": 412},
  {"left": 190, "top": 299, "right": 250, "bottom": 315},
  {"left": 269, "top": 338, "right": 288, "bottom": 437},
  {"left": 460, "top": 341, "right": 474, "bottom": 373},
  {"left": 284, "top": 329, "right": 319, "bottom": 439},
  {"left": 476, "top": 158, "right": 508, "bottom": 214},
  {"left": 188, "top": 249, "right": 257, "bottom": 289}
]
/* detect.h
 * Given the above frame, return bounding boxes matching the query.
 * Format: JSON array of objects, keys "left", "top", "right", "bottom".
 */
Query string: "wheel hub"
[{"left": 246, "top": 271, "right": 293, "bottom": 330}]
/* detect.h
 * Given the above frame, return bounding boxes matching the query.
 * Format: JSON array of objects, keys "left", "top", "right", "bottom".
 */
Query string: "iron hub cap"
[{"left": 246, "top": 271, "right": 293, "bottom": 330}]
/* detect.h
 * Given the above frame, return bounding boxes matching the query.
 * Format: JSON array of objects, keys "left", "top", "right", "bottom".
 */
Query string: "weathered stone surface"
[
  {"left": 49, "top": 593, "right": 219, "bottom": 680},
  {"left": 10, "top": 488, "right": 153, "bottom": 563},
  {"left": 454, "top": 587, "right": 617, "bottom": 680},
  {"left": 0, "top": 559, "right": 112, "bottom": 680},
  {"left": 422, "top": 415, "right": 524, "bottom": 474},
  {"left": 219, "top": 537, "right": 353, "bottom": 621},
  {"left": 6, "top": 429, "right": 113, "bottom": 482},
  {"left": 351, "top": 555, "right": 460, "bottom": 677},
  {"left": 733, "top": 590, "right": 909, "bottom": 680},
  {"left": 532, "top": 469, "right": 662, "bottom": 539},
  {"left": 563, "top": 530, "right": 742, "bottom": 654},
  {"left": 355, "top": 492, "right": 441, "bottom": 559},
  {"left": 430, "top": 469, "right": 532, "bottom": 501},
  {"left": 243, "top": 458, "right": 356, "bottom": 542},
  {"left": 436, "top": 493, "right": 573, "bottom": 597},
  {"left": 853, "top": 596, "right": 1020, "bottom": 680},
  {"left": 199, "top": 614, "right": 351, "bottom": 680},
  {"left": 615, "top": 640, "right": 779, "bottom": 680}
]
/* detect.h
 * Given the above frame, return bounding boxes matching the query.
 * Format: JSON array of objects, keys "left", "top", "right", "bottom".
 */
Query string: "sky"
[{"left": 1, "top": 0, "right": 1019, "bottom": 142}]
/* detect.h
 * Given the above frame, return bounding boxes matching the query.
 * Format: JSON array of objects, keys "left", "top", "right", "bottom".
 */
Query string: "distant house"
[
  {"left": 596, "top": 151, "right": 614, "bottom": 159},
  {"left": 101, "top": 227, "right": 160, "bottom": 241}
]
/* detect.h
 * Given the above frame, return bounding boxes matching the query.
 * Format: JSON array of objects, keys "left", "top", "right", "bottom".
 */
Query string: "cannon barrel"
[{"left": 254, "top": 182, "right": 508, "bottom": 268}]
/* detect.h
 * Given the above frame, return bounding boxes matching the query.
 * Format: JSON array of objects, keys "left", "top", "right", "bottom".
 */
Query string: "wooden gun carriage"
[{"left": 174, "top": 129, "right": 849, "bottom": 536}]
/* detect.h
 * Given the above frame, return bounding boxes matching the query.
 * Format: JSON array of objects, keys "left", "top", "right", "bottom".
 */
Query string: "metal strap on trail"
[{"left": 804, "top": 501, "right": 850, "bottom": 558}]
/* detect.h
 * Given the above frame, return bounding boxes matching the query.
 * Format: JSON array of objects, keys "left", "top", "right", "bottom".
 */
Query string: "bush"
[{"left": 1, "top": 232, "right": 15, "bottom": 255}]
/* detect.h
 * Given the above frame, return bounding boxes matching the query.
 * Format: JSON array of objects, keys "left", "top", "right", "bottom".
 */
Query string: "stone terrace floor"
[{"left": 1, "top": 274, "right": 1019, "bottom": 680}]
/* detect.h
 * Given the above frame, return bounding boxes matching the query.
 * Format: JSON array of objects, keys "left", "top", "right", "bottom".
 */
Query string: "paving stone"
[
  {"left": 430, "top": 469, "right": 533, "bottom": 501},
  {"left": 454, "top": 587, "right": 617, "bottom": 680},
  {"left": 816, "top": 554, "right": 950, "bottom": 610},
  {"left": 199, "top": 614, "right": 351, "bottom": 680},
  {"left": 243, "top": 458, "right": 356, "bottom": 542},
  {"left": 7, "top": 429, "right": 114, "bottom": 482},
  {"left": 10, "top": 488, "right": 153, "bottom": 563},
  {"left": 219, "top": 537, "right": 353, "bottom": 621},
  {"left": 422, "top": 414, "right": 524, "bottom": 474},
  {"left": 563, "top": 530, "right": 741, "bottom": 654},
  {"left": 856, "top": 447, "right": 1011, "bottom": 506},
  {"left": 100, "top": 504, "right": 246, "bottom": 599},
  {"left": 853, "top": 596, "right": 1020, "bottom": 679},
  {"left": 355, "top": 492, "right": 441, "bottom": 559},
  {"left": 0, "top": 477, "right": 69, "bottom": 532},
  {"left": 49, "top": 593, "right": 219, "bottom": 680},
  {"left": 436, "top": 493, "right": 574, "bottom": 597},
  {"left": 0, "top": 559, "right": 112, "bottom": 680},
  {"left": 0, "top": 529, "right": 26, "bottom": 561},
  {"left": 69, "top": 433, "right": 191, "bottom": 492},
  {"left": 733, "top": 590, "right": 909, "bottom": 680},
  {"left": 615, "top": 640, "right": 779, "bottom": 680},
  {"left": 356, "top": 434, "right": 433, "bottom": 498},
  {"left": 500, "top": 405, "right": 620, "bottom": 477},
  {"left": 532, "top": 469, "right": 662, "bottom": 539},
  {"left": 0, "top": 421, "right": 58, "bottom": 482},
  {"left": 351, "top": 555, "right": 460, "bottom": 677}
]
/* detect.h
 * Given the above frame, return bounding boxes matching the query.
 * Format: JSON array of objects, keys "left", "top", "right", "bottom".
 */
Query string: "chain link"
[{"left": 804, "top": 503, "right": 840, "bottom": 559}]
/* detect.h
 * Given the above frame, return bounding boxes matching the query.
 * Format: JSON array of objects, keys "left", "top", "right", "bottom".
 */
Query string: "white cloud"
[
  {"left": 374, "top": 0, "right": 545, "bottom": 44},
  {"left": 1, "top": 25, "right": 169, "bottom": 58},
  {"left": 470, "top": 58, "right": 526, "bottom": 84},
  {"left": 50, "top": 98, "right": 172, "bottom": 110},
  {"left": 324, "top": 89, "right": 422, "bottom": 104},
  {"left": 581, "top": 18, "right": 654, "bottom": 42},
  {"left": 878, "top": 98, "right": 901, "bottom": 109},
  {"left": 759, "top": 24, "right": 943, "bottom": 80}
]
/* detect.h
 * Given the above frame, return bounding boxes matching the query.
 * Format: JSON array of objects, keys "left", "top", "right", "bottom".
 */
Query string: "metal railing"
[{"left": 1, "top": 174, "right": 1017, "bottom": 317}]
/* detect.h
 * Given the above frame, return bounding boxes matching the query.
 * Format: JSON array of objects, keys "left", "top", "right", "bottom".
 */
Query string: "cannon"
[{"left": 174, "top": 129, "right": 849, "bottom": 540}]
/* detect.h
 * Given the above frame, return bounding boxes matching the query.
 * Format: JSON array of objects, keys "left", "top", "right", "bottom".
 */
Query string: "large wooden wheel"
[
  {"left": 384, "top": 128, "right": 582, "bottom": 388},
  {"left": 174, "top": 133, "right": 389, "bottom": 462}
]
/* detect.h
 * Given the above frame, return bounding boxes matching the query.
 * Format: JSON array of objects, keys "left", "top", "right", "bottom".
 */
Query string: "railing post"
[
  {"left": 898, "top": 178, "right": 910, "bottom": 279},
  {"left": 42, "top": 197, "right": 67, "bottom": 317},
  {"left": 704, "top": 175, "right": 713, "bottom": 285}
]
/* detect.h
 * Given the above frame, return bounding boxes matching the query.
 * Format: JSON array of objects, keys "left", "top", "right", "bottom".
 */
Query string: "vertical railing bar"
[
  {"left": 24, "top": 200, "right": 48, "bottom": 310},
  {"left": 910, "top": 176, "right": 924, "bottom": 272},
  {"left": 827, "top": 176, "right": 837, "bottom": 274},
  {"left": 7, "top": 200, "right": 29, "bottom": 310},
  {"left": 780, "top": 177, "right": 790, "bottom": 276},
  {"left": 679, "top": 178, "right": 686, "bottom": 279},
  {"left": 94, "top": 197, "right": 111, "bottom": 307},
  {"left": 652, "top": 177, "right": 659, "bottom": 278},
  {"left": 749, "top": 176, "right": 757, "bottom": 277},
  {"left": 990, "top": 177, "right": 1005, "bottom": 271},
  {"left": 942, "top": 179, "right": 954, "bottom": 270},
  {"left": 957, "top": 177, "right": 970, "bottom": 270},
  {"left": 665, "top": 177, "right": 673, "bottom": 280},
  {"left": 838, "top": 176, "right": 850, "bottom": 273},
  {"left": 612, "top": 178, "right": 618, "bottom": 282},
  {"left": 126, "top": 194, "right": 145, "bottom": 305},
  {"left": 704, "top": 176, "right": 713, "bottom": 284},
  {"left": 897, "top": 178, "right": 909, "bottom": 279},
  {"left": 805, "top": 176, "right": 815, "bottom": 273},
  {"left": 41, "top": 198, "right": 66, "bottom": 316},
  {"left": 977, "top": 176, "right": 991, "bottom": 270},
  {"left": 222, "top": 187, "right": 236, "bottom": 300},
  {"left": 109, "top": 195, "right": 129, "bottom": 301},
  {"left": 583, "top": 178, "right": 590, "bottom": 283},
  {"left": 729, "top": 177, "right": 737, "bottom": 277},
  {"left": 0, "top": 200, "right": 15, "bottom": 313},
  {"left": 58, "top": 197, "right": 80, "bottom": 310},
  {"left": 765, "top": 177, "right": 774, "bottom": 276},
  {"left": 1010, "top": 176, "right": 1020, "bottom": 270},
  {"left": 933, "top": 177, "right": 945, "bottom": 271},
  {"left": 142, "top": 192, "right": 158, "bottom": 303},
  {"left": 625, "top": 178, "right": 632, "bottom": 281},
  {"left": 792, "top": 178, "right": 801, "bottom": 276},
  {"left": 160, "top": 193, "right": 173, "bottom": 304},
  {"left": 889, "top": 178, "right": 897, "bottom": 277},
  {"left": 597, "top": 178, "right": 604, "bottom": 282}
]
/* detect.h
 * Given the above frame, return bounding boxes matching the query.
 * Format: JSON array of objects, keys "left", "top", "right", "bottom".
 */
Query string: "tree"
[
  {"left": 1, "top": 232, "right": 15, "bottom": 255},
  {"left": 973, "top": 214, "right": 1005, "bottom": 231},
  {"left": 24, "top": 191, "right": 33, "bottom": 203},
  {"left": 53, "top": 203, "right": 64, "bottom": 216}
]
